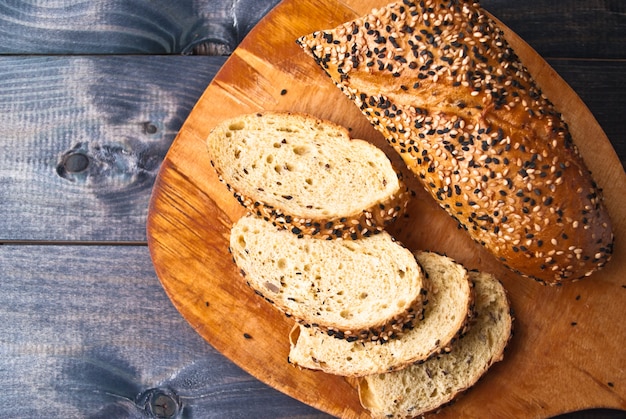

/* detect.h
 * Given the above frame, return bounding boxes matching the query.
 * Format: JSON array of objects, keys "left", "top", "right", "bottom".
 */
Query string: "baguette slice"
[
  {"left": 297, "top": 0, "right": 613, "bottom": 283},
  {"left": 230, "top": 214, "right": 427, "bottom": 342},
  {"left": 357, "top": 269, "right": 514, "bottom": 419},
  {"left": 208, "top": 111, "right": 411, "bottom": 240},
  {"left": 288, "top": 251, "right": 474, "bottom": 376}
]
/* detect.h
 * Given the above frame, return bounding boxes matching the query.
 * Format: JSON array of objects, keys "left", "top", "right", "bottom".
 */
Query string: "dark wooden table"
[{"left": 1, "top": 1, "right": 624, "bottom": 418}]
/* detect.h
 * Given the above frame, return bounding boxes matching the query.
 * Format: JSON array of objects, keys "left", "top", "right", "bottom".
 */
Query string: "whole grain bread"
[
  {"left": 297, "top": 0, "right": 613, "bottom": 283},
  {"left": 207, "top": 111, "right": 411, "bottom": 240},
  {"left": 230, "top": 214, "right": 427, "bottom": 342},
  {"left": 288, "top": 251, "right": 474, "bottom": 376},
  {"left": 357, "top": 269, "right": 513, "bottom": 418}
]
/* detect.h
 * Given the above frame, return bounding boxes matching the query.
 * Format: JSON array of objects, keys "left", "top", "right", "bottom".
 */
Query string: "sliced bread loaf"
[
  {"left": 230, "top": 214, "right": 427, "bottom": 342},
  {"left": 288, "top": 251, "right": 474, "bottom": 376},
  {"left": 207, "top": 111, "right": 411, "bottom": 240},
  {"left": 357, "top": 269, "right": 514, "bottom": 418}
]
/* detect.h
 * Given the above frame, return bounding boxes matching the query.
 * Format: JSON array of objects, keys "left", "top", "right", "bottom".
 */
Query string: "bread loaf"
[
  {"left": 207, "top": 111, "right": 411, "bottom": 240},
  {"left": 357, "top": 269, "right": 513, "bottom": 418},
  {"left": 297, "top": 0, "right": 613, "bottom": 283},
  {"left": 288, "top": 251, "right": 474, "bottom": 376},
  {"left": 230, "top": 214, "right": 427, "bottom": 342}
]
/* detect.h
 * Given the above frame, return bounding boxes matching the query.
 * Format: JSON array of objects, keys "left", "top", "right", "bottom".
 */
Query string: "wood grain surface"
[
  {"left": 0, "top": 245, "right": 324, "bottom": 418},
  {"left": 0, "top": 0, "right": 281, "bottom": 55},
  {"left": 1, "top": 0, "right": 624, "bottom": 417},
  {"left": 147, "top": 0, "right": 626, "bottom": 418},
  {"left": 0, "top": 56, "right": 224, "bottom": 242}
]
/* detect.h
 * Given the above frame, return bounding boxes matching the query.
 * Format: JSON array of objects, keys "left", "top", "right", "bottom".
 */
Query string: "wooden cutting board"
[{"left": 146, "top": 0, "right": 626, "bottom": 417}]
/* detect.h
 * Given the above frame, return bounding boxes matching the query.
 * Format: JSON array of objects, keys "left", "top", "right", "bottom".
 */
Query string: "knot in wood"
[
  {"left": 143, "top": 121, "right": 159, "bottom": 135},
  {"left": 61, "top": 152, "right": 90, "bottom": 173}
]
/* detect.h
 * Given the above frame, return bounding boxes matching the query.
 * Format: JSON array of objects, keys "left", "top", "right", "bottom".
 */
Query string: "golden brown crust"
[{"left": 297, "top": 0, "right": 613, "bottom": 283}]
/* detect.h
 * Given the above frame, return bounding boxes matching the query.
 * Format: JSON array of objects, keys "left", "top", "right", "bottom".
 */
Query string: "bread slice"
[
  {"left": 207, "top": 111, "right": 411, "bottom": 240},
  {"left": 297, "top": 0, "right": 613, "bottom": 283},
  {"left": 230, "top": 214, "right": 427, "bottom": 342},
  {"left": 357, "top": 269, "right": 513, "bottom": 418},
  {"left": 288, "top": 251, "right": 474, "bottom": 376}
]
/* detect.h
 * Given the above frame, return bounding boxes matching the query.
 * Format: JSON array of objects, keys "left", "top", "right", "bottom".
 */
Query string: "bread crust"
[
  {"left": 229, "top": 180, "right": 412, "bottom": 240},
  {"left": 297, "top": 0, "right": 614, "bottom": 283}
]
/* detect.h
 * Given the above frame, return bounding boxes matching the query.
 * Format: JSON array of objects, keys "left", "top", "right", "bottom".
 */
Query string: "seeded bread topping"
[{"left": 297, "top": 0, "right": 614, "bottom": 283}]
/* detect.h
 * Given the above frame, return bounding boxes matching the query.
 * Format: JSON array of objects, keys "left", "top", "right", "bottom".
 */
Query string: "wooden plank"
[
  {"left": 0, "top": 0, "right": 280, "bottom": 55},
  {"left": 0, "top": 56, "right": 624, "bottom": 244},
  {"left": 0, "top": 0, "right": 622, "bottom": 58},
  {"left": 551, "top": 59, "right": 626, "bottom": 170},
  {"left": 0, "top": 55, "right": 224, "bottom": 242},
  {"left": 0, "top": 244, "right": 327, "bottom": 418},
  {"left": 482, "top": 0, "right": 626, "bottom": 59},
  {"left": 1, "top": 246, "right": 619, "bottom": 418}
]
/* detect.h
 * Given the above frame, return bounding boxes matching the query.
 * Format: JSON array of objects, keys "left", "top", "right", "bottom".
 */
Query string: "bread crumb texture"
[
  {"left": 230, "top": 215, "right": 426, "bottom": 342},
  {"left": 357, "top": 269, "right": 513, "bottom": 418},
  {"left": 207, "top": 111, "right": 411, "bottom": 239},
  {"left": 297, "top": 0, "right": 613, "bottom": 283},
  {"left": 288, "top": 251, "right": 475, "bottom": 376}
]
